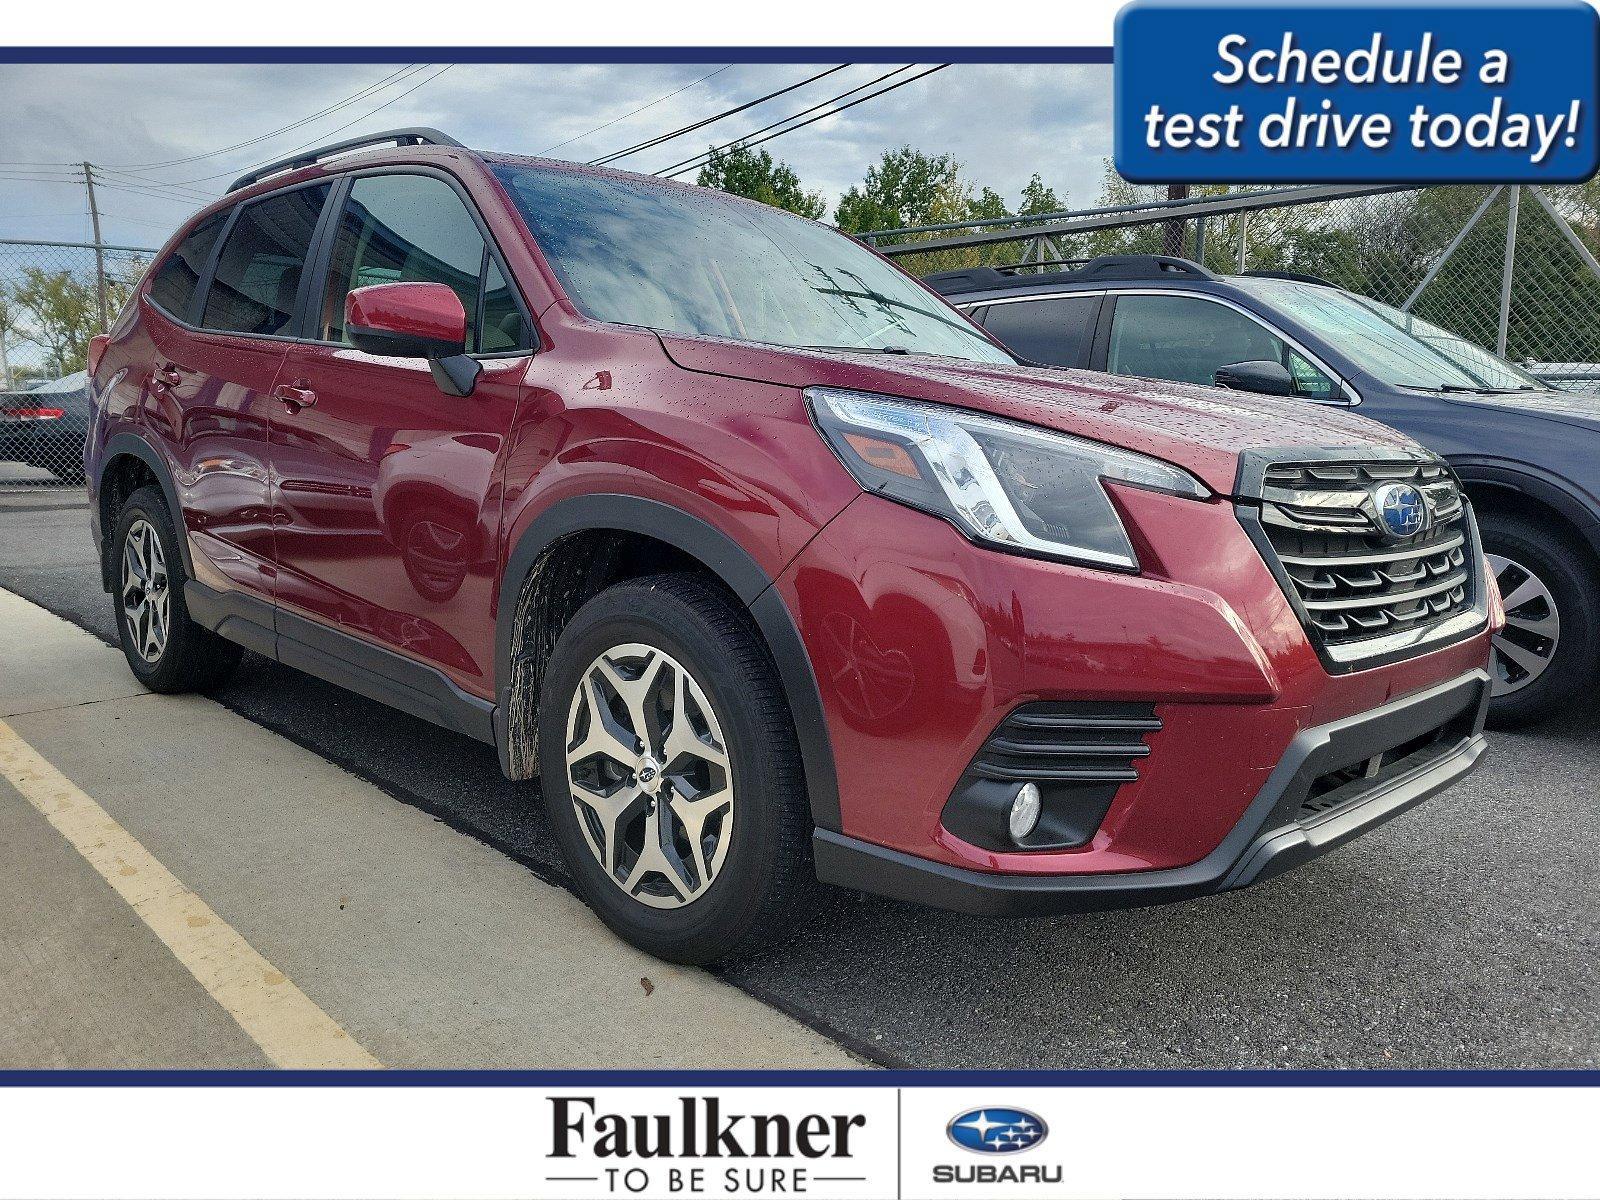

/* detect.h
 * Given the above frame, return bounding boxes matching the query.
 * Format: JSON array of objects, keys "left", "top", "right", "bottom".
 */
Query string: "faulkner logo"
[{"left": 546, "top": 1095, "right": 870, "bottom": 1196}]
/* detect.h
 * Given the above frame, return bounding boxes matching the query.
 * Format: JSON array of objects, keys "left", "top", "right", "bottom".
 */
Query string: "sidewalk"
[{"left": 0, "top": 587, "right": 861, "bottom": 1070}]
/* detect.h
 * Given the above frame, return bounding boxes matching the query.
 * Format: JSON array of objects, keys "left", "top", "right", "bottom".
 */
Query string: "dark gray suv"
[{"left": 927, "top": 255, "right": 1600, "bottom": 726}]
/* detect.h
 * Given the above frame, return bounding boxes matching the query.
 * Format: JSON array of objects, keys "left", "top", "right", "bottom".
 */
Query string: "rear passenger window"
[
  {"left": 319, "top": 174, "right": 501, "bottom": 350},
  {"left": 981, "top": 296, "right": 1099, "bottom": 367},
  {"left": 148, "top": 213, "right": 226, "bottom": 321},
  {"left": 200, "top": 184, "right": 331, "bottom": 337}
]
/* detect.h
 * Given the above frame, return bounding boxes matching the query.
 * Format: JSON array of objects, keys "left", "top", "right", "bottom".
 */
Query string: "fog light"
[{"left": 1008, "top": 782, "right": 1041, "bottom": 842}]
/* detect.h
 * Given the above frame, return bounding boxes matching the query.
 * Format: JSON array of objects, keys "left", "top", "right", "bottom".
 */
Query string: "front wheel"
[
  {"left": 536, "top": 574, "right": 812, "bottom": 964},
  {"left": 1480, "top": 511, "right": 1600, "bottom": 728}
]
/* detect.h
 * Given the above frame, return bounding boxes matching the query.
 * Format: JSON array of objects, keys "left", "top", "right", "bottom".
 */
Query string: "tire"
[
  {"left": 111, "top": 485, "right": 243, "bottom": 694},
  {"left": 1479, "top": 509, "right": 1600, "bottom": 728},
  {"left": 536, "top": 573, "right": 813, "bottom": 965}
]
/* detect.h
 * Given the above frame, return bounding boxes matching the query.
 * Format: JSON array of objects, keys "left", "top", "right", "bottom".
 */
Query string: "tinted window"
[
  {"left": 319, "top": 174, "right": 492, "bottom": 348},
  {"left": 1108, "top": 294, "right": 1337, "bottom": 399},
  {"left": 149, "top": 213, "right": 226, "bottom": 320},
  {"left": 981, "top": 296, "right": 1099, "bottom": 366},
  {"left": 491, "top": 164, "right": 1013, "bottom": 363},
  {"left": 200, "top": 185, "right": 330, "bottom": 336},
  {"left": 479, "top": 258, "right": 524, "bottom": 353}
]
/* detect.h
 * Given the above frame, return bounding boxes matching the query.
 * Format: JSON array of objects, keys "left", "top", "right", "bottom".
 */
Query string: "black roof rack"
[
  {"left": 1241, "top": 269, "right": 1339, "bottom": 288},
  {"left": 227, "top": 128, "right": 466, "bottom": 194},
  {"left": 924, "top": 254, "right": 1218, "bottom": 296}
]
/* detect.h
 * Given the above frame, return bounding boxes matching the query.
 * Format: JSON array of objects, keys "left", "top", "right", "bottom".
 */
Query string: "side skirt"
[{"left": 184, "top": 580, "right": 497, "bottom": 747}]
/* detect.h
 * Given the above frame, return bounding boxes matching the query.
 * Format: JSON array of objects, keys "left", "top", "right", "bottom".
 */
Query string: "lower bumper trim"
[{"left": 813, "top": 669, "right": 1490, "bottom": 917}]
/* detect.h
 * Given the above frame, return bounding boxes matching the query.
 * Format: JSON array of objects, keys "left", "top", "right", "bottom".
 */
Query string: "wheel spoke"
[
  {"left": 575, "top": 785, "right": 643, "bottom": 879},
  {"left": 1504, "top": 609, "right": 1558, "bottom": 640},
  {"left": 568, "top": 676, "right": 642, "bottom": 767},
  {"left": 1498, "top": 574, "right": 1546, "bottom": 613},
  {"left": 1493, "top": 633, "right": 1549, "bottom": 677}
]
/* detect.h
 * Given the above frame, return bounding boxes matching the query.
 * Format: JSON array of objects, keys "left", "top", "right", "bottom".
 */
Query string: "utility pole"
[
  {"left": 83, "top": 162, "right": 108, "bottom": 334},
  {"left": 1161, "top": 183, "right": 1190, "bottom": 257}
]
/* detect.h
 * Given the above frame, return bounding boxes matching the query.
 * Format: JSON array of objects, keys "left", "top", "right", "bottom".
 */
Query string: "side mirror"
[
  {"left": 345, "top": 283, "right": 480, "bottom": 397},
  {"left": 1213, "top": 359, "right": 1295, "bottom": 397}
]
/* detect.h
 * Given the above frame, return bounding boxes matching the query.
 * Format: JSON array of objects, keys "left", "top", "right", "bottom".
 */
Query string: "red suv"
[{"left": 85, "top": 129, "right": 1499, "bottom": 964}]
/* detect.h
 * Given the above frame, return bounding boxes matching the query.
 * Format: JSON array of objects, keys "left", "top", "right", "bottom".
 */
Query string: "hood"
[
  {"left": 1446, "top": 387, "right": 1600, "bottom": 434},
  {"left": 658, "top": 333, "right": 1420, "bottom": 496}
]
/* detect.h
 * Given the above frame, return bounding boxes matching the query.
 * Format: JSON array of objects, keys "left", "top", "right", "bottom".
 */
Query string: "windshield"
[
  {"left": 491, "top": 163, "right": 1014, "bottom": 364},
  {"left": 1233, "top": 276, "right": 1547, "bottom": 392}
]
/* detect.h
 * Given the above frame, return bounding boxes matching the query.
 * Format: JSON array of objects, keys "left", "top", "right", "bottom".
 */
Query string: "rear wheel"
[
  {"left": 536, "top": 574, "right": 812, "bottom": 964},
  {"left": 1479, "top": 510, "right": 1600, "bottom": 727},
  {"left": 112, "top": 486, "right": 242, "bottom": 693}
]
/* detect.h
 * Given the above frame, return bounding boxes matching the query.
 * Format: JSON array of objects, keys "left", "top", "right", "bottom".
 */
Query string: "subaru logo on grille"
[
  {"left": 1373, "top": 482, "right": 1427, "bottom": 541},
  {"left": 947, "top": 1107, "right": 1047, "bottom": 1154}
]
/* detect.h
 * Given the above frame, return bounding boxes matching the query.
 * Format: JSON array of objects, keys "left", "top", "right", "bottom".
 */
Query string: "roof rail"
[
  {"left": 227, "top": 128, "right": 466, "bottom": 194},
  {"left": 1075, "top": 254, "right": 1217, "bottom": 281},
  {"left": 1241, "top": 268, "right": 1339, "bottom": 288},
  {"left": 924, "top": 254, "right": 1217, "bottom": 296}
]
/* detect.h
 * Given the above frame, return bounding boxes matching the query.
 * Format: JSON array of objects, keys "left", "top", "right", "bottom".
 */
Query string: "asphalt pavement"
[{"left": 2, "top": 488, "right": 1596, "bottom": 1069}]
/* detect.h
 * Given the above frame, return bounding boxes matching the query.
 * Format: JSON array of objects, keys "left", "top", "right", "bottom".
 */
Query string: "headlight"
[{"left": 807, "top": 387, "right": 1209, "bottom": 571}]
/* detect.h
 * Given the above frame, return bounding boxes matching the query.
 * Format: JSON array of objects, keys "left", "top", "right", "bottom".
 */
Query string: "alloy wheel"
[
  {"left": 121, "top": 518, "right": 170, "bottom": 664},
  {"left": 1487, "top": 552, "right": 1561, "bottom": 696},
  {"left": 564, "top": 642, "right": 735, "bottom": 909}
]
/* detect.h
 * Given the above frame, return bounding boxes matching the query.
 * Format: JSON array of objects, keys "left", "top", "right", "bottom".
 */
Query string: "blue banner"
[{"left": 1114, "top": 0, "right": 1600, "bottom": 182}]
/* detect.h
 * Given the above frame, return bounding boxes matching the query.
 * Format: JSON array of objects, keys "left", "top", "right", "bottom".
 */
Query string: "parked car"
[
  {"left": 928, "top": 255, "right": 1599, "bottom": 726},
  {"left": 85, "top": 131, "right": 1496, "bottom": 963},
  {"left": 0, "top": 371, "right": 90, "bottom": 483}
]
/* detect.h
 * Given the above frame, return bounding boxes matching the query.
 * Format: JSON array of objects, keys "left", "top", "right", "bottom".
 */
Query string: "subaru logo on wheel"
[
  {"left": 947, "top": 1107, "right": 1047, "bottom": 1154},
  {"left": 1373, "top": 481, "right": 1427, "bottom": 541}
]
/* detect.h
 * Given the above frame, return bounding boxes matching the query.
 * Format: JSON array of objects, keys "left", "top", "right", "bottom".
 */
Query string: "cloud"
[{"left": 0, "top": 61, "right": 1113, "bottom": 246}]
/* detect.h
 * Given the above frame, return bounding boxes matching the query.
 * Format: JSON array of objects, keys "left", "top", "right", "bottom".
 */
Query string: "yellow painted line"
[{"left": 0, "top": 716, "right": 381, "bottom": 1070}]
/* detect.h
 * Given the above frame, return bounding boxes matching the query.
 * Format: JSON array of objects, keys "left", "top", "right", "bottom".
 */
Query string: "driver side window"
[{"left": 1107, "top": 293, "right": 1335, "bottom": 399}]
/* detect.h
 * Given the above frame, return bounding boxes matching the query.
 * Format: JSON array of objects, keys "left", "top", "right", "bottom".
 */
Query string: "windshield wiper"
[{"left": 801, "top": 344, "right": 913, "bottom": 354}]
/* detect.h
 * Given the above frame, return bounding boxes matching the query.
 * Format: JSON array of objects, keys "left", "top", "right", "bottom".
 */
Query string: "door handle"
[
  {"left": 274, "top": 382, "right": 318, "bottom": 412},
  {"left": 154, "top": 364, "right": 183, "bottom": 388}
]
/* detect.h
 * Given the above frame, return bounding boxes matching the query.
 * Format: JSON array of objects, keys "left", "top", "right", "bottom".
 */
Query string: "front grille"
[{"left": 1250, "top": 460, "right": 1483, "bottom": 667}]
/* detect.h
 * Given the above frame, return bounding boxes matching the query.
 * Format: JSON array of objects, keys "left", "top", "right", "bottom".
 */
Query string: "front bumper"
[{"left": 813, "top": 668, "right": 1489, "bottom": 916}]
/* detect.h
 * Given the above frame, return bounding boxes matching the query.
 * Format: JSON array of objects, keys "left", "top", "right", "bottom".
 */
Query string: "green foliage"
[
  {"left": 8, "top": 267, "right": 98, "bottom": 376},
  {"left": 1017, "top": 174, "right": 1064, "bottom": 218},
  {"left": 834, "top": 146, "right": 970, "bottom": 234},
  {"left": 695, "top": 143, "right": 825, "bottom": 220}
]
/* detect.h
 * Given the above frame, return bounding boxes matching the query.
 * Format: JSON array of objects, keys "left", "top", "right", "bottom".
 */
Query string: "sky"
[{"left": 0, "top": 61, "right": 1114, "bottom": 248}]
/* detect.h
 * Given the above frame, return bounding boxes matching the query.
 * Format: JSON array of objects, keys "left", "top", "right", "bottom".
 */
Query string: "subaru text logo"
[
  {"left": 947, "top": 1107, "right": 1047, "bottom": 1154},
  {"left": 1373, "top": 482, "right": 1427, "bottom": 541}
]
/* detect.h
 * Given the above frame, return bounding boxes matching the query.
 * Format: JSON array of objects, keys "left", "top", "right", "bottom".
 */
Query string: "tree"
[
  {"left": 0, "top": 293, "right": 21, "bottom": 391},
  {"left": 696, "top": 143, "right": 825, "bottom": 219},
  {"left": 1017, "top": 174, "right": 1064, "bottom": 218},
  {"left": 967, "top": 187, "right": 1009, "bottom": 222},
  {"left": 833, "top": 146, "right": 971, "bottom": 235},
  {"left": 9, "top": 268, "right": 98, "bottom": 376}
]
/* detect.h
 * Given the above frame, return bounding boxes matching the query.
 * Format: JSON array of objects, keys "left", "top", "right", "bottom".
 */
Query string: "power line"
[
  {"left": 652, "top": 65, "right": 917, "bottom": 177},
  {"left": 174, "top": 63, "right": 456, "bottom": 187},
  {"left": 0, "top": 65, "right": 422, "bottom": 175},
  {"left": 101, "top": 65, "right": 422, "bottom": 171},
  {"left": 660, "top": 64, "right": 951, "bottom": 180},
  {"left": 588, "top": 64, "right": 851, "bottom": 166},
  {"left": 537, "top": 65, "right": 732, "bottom": 156}
]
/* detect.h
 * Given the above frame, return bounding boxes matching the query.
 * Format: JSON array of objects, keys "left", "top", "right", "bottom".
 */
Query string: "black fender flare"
[
  {"left": 1449, "top": 457, "right": 1600, "bottom": 563},
  {"left": 96, "top": 432, "right": 191, "bottom": 591},
  {"left": 494, "top": 493, "right": 842, "bottom": 832}
]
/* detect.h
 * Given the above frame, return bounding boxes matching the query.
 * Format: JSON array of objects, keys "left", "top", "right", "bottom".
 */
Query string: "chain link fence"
[
  {"left": 867, "top": 182, "right": 1600, "bottom": 394},
  {"left": 9, "top": 182, "right": 1600, "bottom": 486},
  {"left": 1, "top": 239, "right": 154, "bottom": 488}
]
